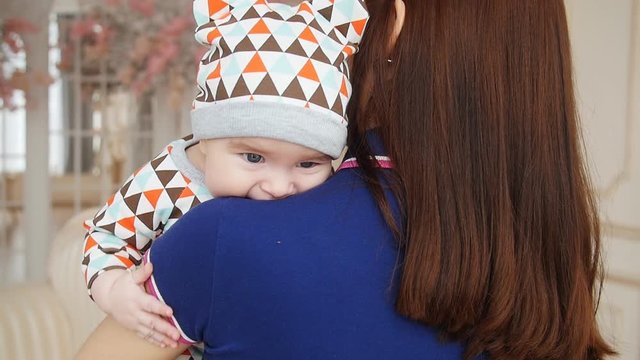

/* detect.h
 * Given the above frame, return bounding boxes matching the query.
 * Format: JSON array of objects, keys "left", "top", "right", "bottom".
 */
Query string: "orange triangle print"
[
  {"left": 118, "top": 216, "right": 136, "bottom": 233},
  {"left": 340, "top": 76, "right": 349, "bottom": 97},
  {"left": 208, "top": 0, "right": 227, "bottom": 17},
  {"left": 179, "top": 187, "right": 195, "bottom": 199},
  {"left": 208, "top": 63, "right": 221, "bottom": 80},
  {"left": 143, "top": 189, "right": 164, "bottom": 208},
  {"left": 254, "top": 0, "right": 266, "bottom": 4},
  {"left": 299, "top": 26, "right": 318, "bottom": 43},
  {"left": 84, "top": 236, "right": 97, "bottom": 252},
  {"left": 298, "top": 60, "right": 319, "bottom": 82},
  {"left": 116, "top": 255, "right": 134, "bottom": 268},
  {"left": 207, "top": 27, "right": 222, "bottom": 43},
  {"left": 342, "top": 45, "right": 354, "bottom": 57},
  {"left": 298, "top": 2, "right": 313, "bottom": 14},
  {"left": 107, "top": 193, "right": 115, "bottom": 206},
  {"left": 244, "top": 53, "right": 267, "bottom": 73},
  {"left": 352, "top": 19, "right": 367, "bottom": 36},
  {"left": 250, "top": 19, "right": 270, "bottom": 34}
]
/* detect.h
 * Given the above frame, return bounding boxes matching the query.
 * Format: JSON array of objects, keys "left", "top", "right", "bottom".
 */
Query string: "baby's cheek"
[
  {"left": 301, "top": 171, "right": 332, "bottom": 192},
  {"left": 205, "top": 174, "right": 224, "bottom": 197}
]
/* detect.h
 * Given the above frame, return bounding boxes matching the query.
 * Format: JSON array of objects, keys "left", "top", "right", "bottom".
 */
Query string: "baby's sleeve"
[
  {"left": 82, "top": 144, "right": 195, "bottom": 296},
  {"left": 143, "top": 201, "right": 221, "bottom": 344}
]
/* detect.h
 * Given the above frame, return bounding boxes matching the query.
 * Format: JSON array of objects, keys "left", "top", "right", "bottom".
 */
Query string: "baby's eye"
[
  {"left": 243, "top": 153, "right": 264, "bottom": 163},
  {"left": 298, "top": 161, "right": 318, "bottom": 169}
]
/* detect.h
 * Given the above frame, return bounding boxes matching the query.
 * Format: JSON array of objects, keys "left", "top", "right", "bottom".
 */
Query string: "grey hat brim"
[{"left": 191, "top": 101, "right": 347, "bottom": 159}]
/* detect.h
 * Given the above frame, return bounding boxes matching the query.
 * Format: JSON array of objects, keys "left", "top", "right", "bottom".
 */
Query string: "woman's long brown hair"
[{"left": 347, "top": 0, "right": 616, "bottom": 358}]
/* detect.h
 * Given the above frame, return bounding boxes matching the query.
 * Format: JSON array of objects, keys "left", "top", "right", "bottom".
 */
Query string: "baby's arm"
[{"left": 82, "top": 144, "right": 191, "bottom": 346}]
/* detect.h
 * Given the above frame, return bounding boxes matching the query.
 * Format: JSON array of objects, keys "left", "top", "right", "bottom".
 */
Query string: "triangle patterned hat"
[{"left": 191, "top": 0, "right": 369, "bottom": 158}]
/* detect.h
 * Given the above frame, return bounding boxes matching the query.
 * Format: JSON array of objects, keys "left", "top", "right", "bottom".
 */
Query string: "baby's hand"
[{"left": 91, "top": 263, "right": 181, "bottom": 348}]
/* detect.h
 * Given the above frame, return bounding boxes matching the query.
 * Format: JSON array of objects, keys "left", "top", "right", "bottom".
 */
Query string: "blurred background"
[{"left": 0, "top": 0, "right": 637, "bottom": 358}]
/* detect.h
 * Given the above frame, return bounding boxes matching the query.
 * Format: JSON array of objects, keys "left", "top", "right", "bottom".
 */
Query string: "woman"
[
  {"left": 349, "top": 0, "right": 615, "bottom": 358},
  {"left": 77, "top": 0, "right": 614, "bottom": 359}
]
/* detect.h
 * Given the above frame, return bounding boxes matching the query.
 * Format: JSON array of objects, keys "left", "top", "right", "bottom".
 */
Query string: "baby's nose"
[{"left": 261, "top": 177, "right": 296, "bottom": 199}]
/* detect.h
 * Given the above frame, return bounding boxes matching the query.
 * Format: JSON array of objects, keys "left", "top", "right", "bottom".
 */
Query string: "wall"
[{"left": 566, "top": 0, "right": 640, "bottom": 358}]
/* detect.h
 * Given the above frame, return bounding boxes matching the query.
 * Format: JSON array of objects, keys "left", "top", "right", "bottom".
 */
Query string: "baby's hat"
[{"left": 191, "top": 0, "right": 369, "bottom": 158}]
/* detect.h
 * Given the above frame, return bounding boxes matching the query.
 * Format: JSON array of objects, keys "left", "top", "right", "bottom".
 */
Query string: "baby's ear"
[{"left": 313, "top": 0, "right": 369, "bottom": 45}]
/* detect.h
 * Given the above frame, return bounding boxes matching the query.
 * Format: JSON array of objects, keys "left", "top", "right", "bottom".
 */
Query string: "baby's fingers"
[
  {"left": 141, "top": 293, "right": 173, "bottom": 318},
  {"left": 136, "top": 324, "right": 172, "bottom": 348},
  {"left": 137, "top": 313, "right": 180, "bottom": 348},
  {"left": 131, "top": 262, "right": 154, "bottom": 285}
]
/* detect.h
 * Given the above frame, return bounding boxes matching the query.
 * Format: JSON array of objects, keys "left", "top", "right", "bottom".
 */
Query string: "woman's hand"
[{"left": 90, "top": 263, "right": 181, "bottom": 348}]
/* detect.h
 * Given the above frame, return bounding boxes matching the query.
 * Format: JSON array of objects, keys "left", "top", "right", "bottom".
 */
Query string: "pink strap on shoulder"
[{"left": 337, "top": 156, "right": 394, "bottom": 171}]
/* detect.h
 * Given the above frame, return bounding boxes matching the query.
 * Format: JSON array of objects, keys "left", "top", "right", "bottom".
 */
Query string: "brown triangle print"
[
  {"left": 168, "top": 206, "right": 184, "bottom": 220},
  {"left": 137, "top": 212, "right": 155, "bottom": 231},
  {"left": 308, "top": 18, "right": 323, "bottom": 32},
  {"left": 288, "top": 14, "right": 306, "bottom": 24},
  {"left": 101, "top": 222, "right": 116, "bottom": 235},
  {"left": 333, "top": 52, "right": 345, "bottom": 67},
  {"left": 235, "top": 36, "right": 257, "bottom": 52},
  {"left": 165, "top": 188, "right": 184, "bottom": 204},
  {"left": 156, "top": 170, "right": 178, "bottom": 187},
  {"left": 201, "top": 47, "right": 219, "bottom": 65},
  {"left": 241, "top": 6, "right": 260, "bottom": 20},
  {"left": 255, "top": 74, "right": 280, "bottom": 96},
  {"left": 331, "top": 95, "right": 343, "bottom": 115},
  {"left": 259, "top": 36, "right": 283, "bottom": 52},
  {"left": 311, "top": 47, "right": 330, "bottom": 63},
  {"left": 318, "top": 6, "right": 333, "bottom": 23},
  {"left": 195, "top": 85, "right": 207, "bottom": 103},
  {"left": 282, "top": 77, "right": 306, "bottom": 101},
  {"left": 94, "top": 209, "right": 105, "bottom": 224},
  {"left": 309, "top": 86, "right": 330, "bottom": 109},
  {"left": 328, "top": 28, "right": 341, "bottom": 43},
  {"left": 219, "top": 37, "right": 232, "bottom": 55},
  {"left": 225, "top": 13, "right": 239, "bottom": 26},
  {"left": 215, "top": 81, "right": 229, "bottom": 100},
  {"left": 262, "top": 11, "right": 283, "bottom": 20},
  {"left": 231, "top": 76, "right": 251, "bottom": 97},
  {"left": 335, "top": 23, "right": 350, "bottom": 38},
  {"left": 198, "top": 82, "right": 215, "bottom": 103},
  {"left": 120, "top": 179, "right": 132, "bottom": 197},
  {"left": 150, "top": 154, "right": 168, "bottom": 170},
  {"left": 196, "top": 20, "right": 217, "bottom": 34},
  {"left": 140, "top": 240, "right": 152, "bottom": 252},
  {"left": 101, "top": 244, "right": 124, "bottom": 255},
  {"left": 286, "top": 40, "right": 307, "bottom": 57},
  {"left": 123, "top": 193, "right": 142, "bottom": 213}
]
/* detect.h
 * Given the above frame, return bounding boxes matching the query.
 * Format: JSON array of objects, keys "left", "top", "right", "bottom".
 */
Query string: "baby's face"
[{"left": 200, "top": 137, "right": 333, "bottom": 200}]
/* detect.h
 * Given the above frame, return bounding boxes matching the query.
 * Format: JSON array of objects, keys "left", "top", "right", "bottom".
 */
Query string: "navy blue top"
[{"left": 146, "top": 132, "right": 471, "bottom": 359}]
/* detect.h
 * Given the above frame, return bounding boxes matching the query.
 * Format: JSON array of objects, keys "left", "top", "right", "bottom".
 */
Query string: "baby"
[{"left": 81, "top": 0, "right": 368, "bottom": 359}]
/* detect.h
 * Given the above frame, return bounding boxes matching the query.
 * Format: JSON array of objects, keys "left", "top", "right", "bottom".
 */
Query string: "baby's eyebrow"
[
  {"left": 227, "top": 139, "right": 267, "bottom": 153},
  {"left": 302, "top": 154, "right": 332, "bottom": 162}
]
